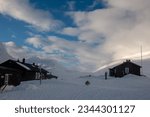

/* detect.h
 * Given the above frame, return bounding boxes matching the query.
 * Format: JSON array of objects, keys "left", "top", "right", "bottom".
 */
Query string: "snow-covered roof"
[{"left": 16, "top": 62, "right": 31, "bottom": 70}]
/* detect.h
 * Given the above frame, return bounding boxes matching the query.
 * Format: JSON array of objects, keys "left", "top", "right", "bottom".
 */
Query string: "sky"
[{"left": 0, "top": 0, "right": 150, "bottom": 72}]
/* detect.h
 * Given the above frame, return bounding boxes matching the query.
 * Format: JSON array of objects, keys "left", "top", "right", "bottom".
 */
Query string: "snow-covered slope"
[{"left": 0, "top": 42, "right": 13, "bottom": 63}]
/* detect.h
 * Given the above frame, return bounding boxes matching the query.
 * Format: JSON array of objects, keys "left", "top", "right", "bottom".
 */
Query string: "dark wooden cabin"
[
  {"left": 109, "top": 60, "right": 141, "bottom": 77},
  {"left": 0, "top": 59, "right": 49, "bottom": 84}
]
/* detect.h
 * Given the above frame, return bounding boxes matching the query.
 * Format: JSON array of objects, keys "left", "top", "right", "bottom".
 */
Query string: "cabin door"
[
  {"left": 4, "top": 74, "right": 12, "bottom": 85},
  {"left": 125, "top": 67, "right": 129, "bottom": 74}
]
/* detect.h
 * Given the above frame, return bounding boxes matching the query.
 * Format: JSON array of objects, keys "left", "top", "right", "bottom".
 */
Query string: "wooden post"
[
  {"left": 141, "top": 45, "right": 143, "bottom": 75},
  {"left": 40, "top": 66, "right": 42, "bottom": 85},
  {"left": 105, "top": 72, "right": 107, "bottom": 80}
]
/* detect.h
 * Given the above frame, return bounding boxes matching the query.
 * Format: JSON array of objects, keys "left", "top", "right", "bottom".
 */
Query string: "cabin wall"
[
  {"left": 115, "top": 66, "right": 124, "bottom": 77},
  {"left": 129, "top": 65, "right": 140, "bottom": 76},
  {"left": 109, "top": 69, "right": 114, "bottom": 76},
  {"left": 8, "top": 74, "right": 21, "bottom": 86},
  {"left": 21, "top": 71, "right": 36, "bottom": 81}
]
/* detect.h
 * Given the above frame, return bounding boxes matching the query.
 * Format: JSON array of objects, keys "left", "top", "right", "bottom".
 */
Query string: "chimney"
[
  {"left": 22, "top": 58, "right": 25, "bottom": 63},
  {"left": 17, "top": 59, "right": 20, "bottom": 62},
  {"left": 33, "top": 63, "right": 35, "bottom": 66},
  {"left": 126, "top": 59, "right": 131, "bottom": 62}
]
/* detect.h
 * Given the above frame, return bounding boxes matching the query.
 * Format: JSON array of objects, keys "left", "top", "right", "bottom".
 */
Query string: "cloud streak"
[
  {"left": 25, "top": 35, "right": 112, "bottom": 71},
  {"left": 0, "top": 0, "right": 62, "bottom": 31}
]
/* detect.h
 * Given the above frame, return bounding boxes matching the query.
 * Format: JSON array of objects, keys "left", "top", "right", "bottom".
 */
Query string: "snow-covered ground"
[{"left": 1, "top": 74, "right": 150, "bottom": 100}]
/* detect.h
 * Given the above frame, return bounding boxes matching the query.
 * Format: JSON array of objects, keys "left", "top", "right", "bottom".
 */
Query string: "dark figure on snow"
[{"left": 85, "top": 81, "right": 90, "bottom": 86}]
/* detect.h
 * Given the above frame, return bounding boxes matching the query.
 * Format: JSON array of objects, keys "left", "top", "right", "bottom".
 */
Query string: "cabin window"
[
  {"left": 125, "top": 67, "right": 129, "bottom": 74},
  {"left": 4, "top": 74, "right": 12, "bottom": 85},
  {"left": 1, "top": 75, "right": 4, "bottom": 79},
  {"left": 35, "top": 72, "right": 40, "bottom": 79},
  {"left": 114, "top": 69, "right": 116, "bottom": 74}
]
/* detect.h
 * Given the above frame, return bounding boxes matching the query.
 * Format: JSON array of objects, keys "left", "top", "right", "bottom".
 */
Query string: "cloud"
[
  {"left": 11, "top": 34, "right": 16, "bottom": 39},
  {"left": 26, "top": 35, "right": 44, "bottom": 48},
  {"left": 24, "top": 35, "right": 108, "bottom": 71},
  {"left": 0, "top": 0, "right": 62, "bottom": 31},
  {"left": 4, "top": 41, "right": 57, "bottom": 62},
  {"left": 67, "top": 1, "right": 76, "bottom": 11},
  {"left": 62, "top": 0, "right": 150, "bottom": 71},
  {"left": 88, "top": 0, "right": 104, "bottom": 10},
  {"left": 4, "top": 41, "right": 31, "bottom": 59},
  {"left": 61, "top": 27, "right": 79, "bottom": 36},
  {"left": 28, "top": 35, "right": 111, "bottom": 71}
]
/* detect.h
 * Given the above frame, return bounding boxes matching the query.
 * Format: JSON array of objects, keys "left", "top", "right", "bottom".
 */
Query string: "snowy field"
[{"left": 0, "top": 74, "right": 150, "bottom": 100}]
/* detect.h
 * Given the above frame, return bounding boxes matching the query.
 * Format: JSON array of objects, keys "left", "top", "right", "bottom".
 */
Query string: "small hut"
[{"left": 109, "top": 60, "right": 141, "bottom": 77}]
